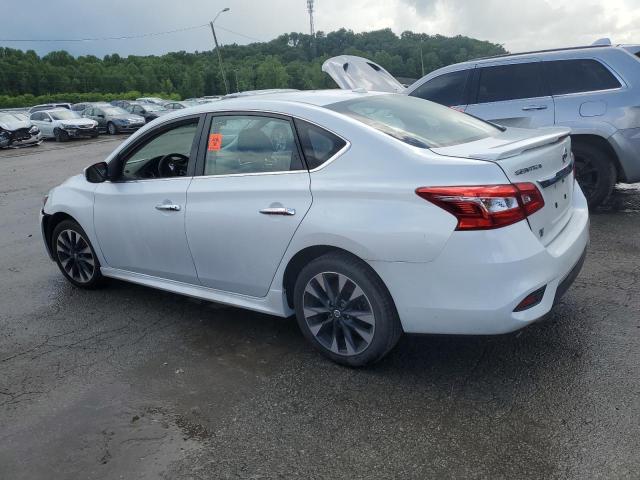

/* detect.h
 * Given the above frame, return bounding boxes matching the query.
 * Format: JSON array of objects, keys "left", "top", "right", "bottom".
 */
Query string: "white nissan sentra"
[{"left": 40, "top": 90, "right": 589, "bottom": 366}]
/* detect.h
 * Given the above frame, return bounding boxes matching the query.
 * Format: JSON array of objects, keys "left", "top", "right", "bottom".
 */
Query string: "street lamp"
[{"left": 210, "top": 7, "right": 230, "bottom": 94}]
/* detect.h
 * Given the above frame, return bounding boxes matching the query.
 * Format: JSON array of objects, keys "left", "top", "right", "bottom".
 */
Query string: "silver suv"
[{"left": 324, "top": 44, "right": 640, "bottom": 207}]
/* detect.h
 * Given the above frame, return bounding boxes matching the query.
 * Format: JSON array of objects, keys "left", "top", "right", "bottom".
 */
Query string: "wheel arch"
[
  {"left": 282, "top": 245, "right": 395, "bottom": 312},
  {"left": 43, "top": 212, "right": 77, "bottom": 254},
  {"left": 571, "top": 133, "right": 624, "bottom": 181}
]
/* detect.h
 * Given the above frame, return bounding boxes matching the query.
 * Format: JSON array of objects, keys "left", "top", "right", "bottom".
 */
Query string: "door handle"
[
  {"left": 522, "top": 105, "right": 548, "bottom": 111},
  {"left": 259, "top": 207, "right": 296, "bottom": 216},
  {"left": 155, "top": 204, "right": 181, "bottom": 211}
]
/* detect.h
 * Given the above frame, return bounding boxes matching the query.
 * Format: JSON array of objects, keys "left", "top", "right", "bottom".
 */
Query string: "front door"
[
  {"left": 186, "top": 114, "right": 312, "bottom": 297},
  {"left": 94, "top": 116, "right": 203, "bottom": 284},
  {"left": 465, "top": 61, "right": 555, "bottom": 129}
]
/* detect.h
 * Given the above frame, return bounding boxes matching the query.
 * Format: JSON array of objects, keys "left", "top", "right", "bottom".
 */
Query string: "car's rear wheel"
[
  {"left": 293, "top": 252, "right": 402, "bottom": 367},
  {"left": 573, "top": 142, "right": 616, "bottom": 208},
  {"left": 52, "top": 220, "right": 103, "bottom": 289},
  {"left": 107, "top": 122, "right": 117, "bottom": 135}
]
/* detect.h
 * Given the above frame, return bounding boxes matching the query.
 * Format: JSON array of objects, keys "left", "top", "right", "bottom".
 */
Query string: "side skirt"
[{"left": 100, "top": 267, "right": 292, "bottom": 317}]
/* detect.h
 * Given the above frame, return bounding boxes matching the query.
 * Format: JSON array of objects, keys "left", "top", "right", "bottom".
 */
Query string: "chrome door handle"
[
  {"left": 522, "top": 105, "right": 548, "bottom": 111},
  {"left": 155, "top": 204, "right": 181, "bottom": 211},
  {"left": 259, "top": 207, "right": 296, "bottom": 216}
]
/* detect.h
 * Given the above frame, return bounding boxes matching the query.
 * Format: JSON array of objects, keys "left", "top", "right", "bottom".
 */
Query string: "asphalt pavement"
[{"left": 1, "top": 137, "right": 639, "bottom": 479}]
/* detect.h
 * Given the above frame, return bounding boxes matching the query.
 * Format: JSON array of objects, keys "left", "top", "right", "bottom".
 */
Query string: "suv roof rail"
[{"left": 472, "top": 43, "right": 613, "bottom": 62}]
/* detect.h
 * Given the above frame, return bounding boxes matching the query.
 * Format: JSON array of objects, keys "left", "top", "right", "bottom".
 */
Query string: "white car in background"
[
  {"left": 40, "top": 90, "right": 588, "bottom": 366},
  {"left": 30, "top": 109, "right": 99, "bottom": 141}
]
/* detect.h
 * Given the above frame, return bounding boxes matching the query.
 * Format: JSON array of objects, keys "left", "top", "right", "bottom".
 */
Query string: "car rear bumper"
[{"left": 370, "top": 183, "right": 590, "bottom": 335}]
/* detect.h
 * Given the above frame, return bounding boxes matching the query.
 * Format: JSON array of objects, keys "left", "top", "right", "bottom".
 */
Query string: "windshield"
[
  {"left": 0, "top": 113, "right": 27, "bottom": 123},
  {"left": 326, "top": 94, "right": 499, "bottom": 148},
  {"left": 103, "top": 107, "right": 128, "bottom": 115},
  {"left": 50, "top": 110, "right": 81, "bottom": 120}
]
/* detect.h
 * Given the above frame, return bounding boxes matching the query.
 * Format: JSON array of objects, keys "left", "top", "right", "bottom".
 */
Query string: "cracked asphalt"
[{"left": 1, "top": 137, "right": 639, "bottom": 479}]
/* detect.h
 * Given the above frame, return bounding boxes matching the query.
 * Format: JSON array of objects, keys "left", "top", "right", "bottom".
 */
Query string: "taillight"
[{"left": 416, "top": 183, "right": 544, "bottom": 230}]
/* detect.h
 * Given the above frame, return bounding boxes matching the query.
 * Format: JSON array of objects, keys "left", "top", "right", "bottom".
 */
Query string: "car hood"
[
  {"left": 322, "top": 55, "right": 406, "bottom": 93},
  {"left": 59, "top": 118, "right": 96, "bottom": 126},
  {"left": 0, "top": 119, "right": 31, "bottom": 131}
]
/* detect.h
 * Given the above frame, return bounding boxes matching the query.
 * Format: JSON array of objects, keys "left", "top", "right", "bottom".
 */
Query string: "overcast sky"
[{"left": 1, "top": 0, "right": 639, "bottom": 57}]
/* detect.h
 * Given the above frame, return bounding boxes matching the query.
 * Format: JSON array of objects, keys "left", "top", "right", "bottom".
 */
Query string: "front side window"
[
  {"left": 204, "top": 115, "right": 303, "bottom": 176},
  {"left": 294, "top": 119, "right": 346, "bottom": 169},
  {"left": 410, "top": 70, "right": 470, "bottom": 107},
  {"left": 121, "top": 120, "right": 199, "bottom": 180},
  {"left": 476, "top": 62, "right": 546, "bottom": 103},
  {"left": 327, "top": 94, "right": 499, "bottom": 149},
  {"left": 543, "top": 59, "right": 622, "bottom": 95}
]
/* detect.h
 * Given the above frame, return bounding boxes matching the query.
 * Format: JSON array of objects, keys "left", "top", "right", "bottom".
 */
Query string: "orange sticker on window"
[{"left": 208, "top": 133, "right": 222, "bottom": 151}]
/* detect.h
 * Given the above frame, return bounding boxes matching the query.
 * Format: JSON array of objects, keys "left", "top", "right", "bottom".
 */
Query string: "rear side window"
[
  {"left": 409, "top": 70, "right": 469, "bottom": 107},
  {"left": 476, "top": 63, "right": 546, "bottom": 103},
  {"left": 294, "top": 119, "right": 346, "bottom": 169},
  {"left": 543, "top": 59, "right": 621, "bottom": 95}
]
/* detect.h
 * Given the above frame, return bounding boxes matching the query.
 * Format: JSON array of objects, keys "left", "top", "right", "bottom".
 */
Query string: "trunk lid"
[
  {"left": 432, "top": 127, "right": 575, "bottom": 246},
  {"left": 322, "top": 55, "right": 406, "bottom": 93}
]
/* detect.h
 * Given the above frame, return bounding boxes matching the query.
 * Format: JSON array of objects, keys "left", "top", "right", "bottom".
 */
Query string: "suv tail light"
[{"left": 416, "top": 183, "right": 544, "bottom": 230}]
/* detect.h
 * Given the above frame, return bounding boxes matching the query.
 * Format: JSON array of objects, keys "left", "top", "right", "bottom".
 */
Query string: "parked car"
[
  {"left": 40, "top": 90, "right": 588, "bottom": 366},
  {"left": 30, "top": 109, "right": 98, "bottom": 141},
  {"left": 82, "top": 105, "right": 145, "bottom": 135},
  {"left": 124, "top": 101, "right": 170, "bottom": 122},
  {"left": 29, "top": 103, "right": 72, "bottom": 114},
  {"left": 0, "top": 111, "right": 42, "bottom": 148},
  {"left": 136, "top": 97, "right": 166, "bottom": 105},
  {"left": 71, "top": 101, "right": 110, "bottom": 112},
  {"left": 164, "top": 101, "right": 198, "bottom": 110},
  {"left": 110, "top": 100, "right": 134, "bottom": 109},
  {"left": 324, "top": 43, "right": 640, "bottom": 207}
]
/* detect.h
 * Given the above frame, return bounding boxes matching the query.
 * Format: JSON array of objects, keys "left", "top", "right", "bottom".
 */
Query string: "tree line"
[{"left": 0, "top": 28, "right": 506, "bottom": 108}]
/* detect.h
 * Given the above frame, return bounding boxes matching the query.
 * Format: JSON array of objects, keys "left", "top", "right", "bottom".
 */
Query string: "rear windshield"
[{"left": 326, "top": 94, "right": 499, "bottom": 148}]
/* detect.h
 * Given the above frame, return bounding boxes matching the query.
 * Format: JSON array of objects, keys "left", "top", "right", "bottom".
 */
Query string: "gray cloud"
[{"left": 0, "top": 0, "right": 636, "bottom": 57}]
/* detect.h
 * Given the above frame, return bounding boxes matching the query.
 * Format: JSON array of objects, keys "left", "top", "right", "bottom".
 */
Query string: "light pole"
[{"left": 210, "top": 7, "right": 230, "bottom": 94}]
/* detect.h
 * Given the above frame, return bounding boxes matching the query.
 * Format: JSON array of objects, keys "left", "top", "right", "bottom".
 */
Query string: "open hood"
[{"left": 322, "top": 55, "right": 406, "bottom": 93}]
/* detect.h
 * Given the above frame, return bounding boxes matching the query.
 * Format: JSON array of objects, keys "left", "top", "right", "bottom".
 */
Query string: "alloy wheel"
[
  {"left": 56, "top": 229, "right": 96, "bottom": 283},
  {"left": 574, "top": 155, "right": 598, "bottom": 200},
  {"left": 303, "top": 272, "right": 375, "bottom": 356}
]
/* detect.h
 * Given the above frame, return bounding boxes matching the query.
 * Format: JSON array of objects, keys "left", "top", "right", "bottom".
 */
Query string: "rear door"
[
  {"left": 185, "top": 113, "right": 312, "bottom": 297},
  {"left": 465, "top": 60, "right": 555, "bottom": 129},
  {"left": 408, "top": 68, "right": 473, "bottom": 111}
]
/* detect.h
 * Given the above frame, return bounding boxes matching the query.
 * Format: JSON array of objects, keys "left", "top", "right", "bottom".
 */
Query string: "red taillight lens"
[{"left": 416, "top": 183, "right": 544, "bottom": 230}]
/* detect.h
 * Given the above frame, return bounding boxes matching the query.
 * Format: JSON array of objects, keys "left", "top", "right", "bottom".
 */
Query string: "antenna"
[{"left": 307, "top": 0, "right": 315, "bottom": 38}]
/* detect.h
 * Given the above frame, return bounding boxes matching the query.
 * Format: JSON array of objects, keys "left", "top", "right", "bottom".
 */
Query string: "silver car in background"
[
  {"left": 30, "top": 109, "right": 99, "bottom": 141},
  {"left": 325, "top": 42, "right": 640, "bottom": 207}
]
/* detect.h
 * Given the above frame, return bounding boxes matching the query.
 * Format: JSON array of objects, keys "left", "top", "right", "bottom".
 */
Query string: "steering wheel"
[{"left": 157, "top": 153, "right": 189, "bottom": 177}]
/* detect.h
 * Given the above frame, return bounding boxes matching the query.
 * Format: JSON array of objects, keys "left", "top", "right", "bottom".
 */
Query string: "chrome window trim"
[{"left": 199, "top": 109, "right": 352, "bottom": 177}]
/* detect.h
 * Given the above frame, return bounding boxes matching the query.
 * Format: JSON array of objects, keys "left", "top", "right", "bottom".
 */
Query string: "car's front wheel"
[
  {"left": 107, "top": 122, "right": 117, "bottom": 135},
  {"left": 52, "top": 220, "right": 103, "bottom": 289},
  {"left": 293, "top": 252, "right": 402, "bottom": 367},
  {"left": 54, "top": 128, "right": 69, "bottom": 142}
]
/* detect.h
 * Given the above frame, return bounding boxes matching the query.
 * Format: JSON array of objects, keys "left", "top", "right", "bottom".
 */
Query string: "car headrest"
[{"left": 237, "top": 128, "right": 272, "bottom": 153}]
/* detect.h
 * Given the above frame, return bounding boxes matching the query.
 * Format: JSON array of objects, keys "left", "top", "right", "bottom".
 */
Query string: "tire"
[
  {"left": 51, "top": 220, "right": 103, "bottom": 289},
  {"left": 572, "top": 142, "right": 616, "bottom": 208},
  {"left": 54, "top": 128, "right": 69, "bottom": 142},
  {"left": 107, "top": 122, "right": 117, "bottom": 135},
  {"left": 293, "top": 252, "right": 402, "bottom": 367}
]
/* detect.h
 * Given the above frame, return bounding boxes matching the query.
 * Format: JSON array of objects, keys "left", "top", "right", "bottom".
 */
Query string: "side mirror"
[{"left": 85, "top": 161, "right": 109, "bottom": 183}]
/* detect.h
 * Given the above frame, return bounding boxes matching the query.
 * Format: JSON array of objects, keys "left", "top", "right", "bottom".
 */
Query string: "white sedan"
[{"left": 40, "top": 90, "right": 589, "bottom": 366}]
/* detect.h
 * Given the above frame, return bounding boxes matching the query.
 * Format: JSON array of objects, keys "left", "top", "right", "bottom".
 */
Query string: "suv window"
[
  {"left": 410, "top": 70, "right": 469, "bottom": 107},
  {"left": 476, "top": 62, "right": 546, "bottom": 103},
  {"left": 543, "top": 59, "right": 621, "bottom": 95},
  {"left": 204, "top": 115, "right": 303, "bottom": 176},
  {"left": 294, "top": 119, "right": 346, "bottom": 169},
  {"left": 121, "top": 120, "right": 199, "bottom": 180}
]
